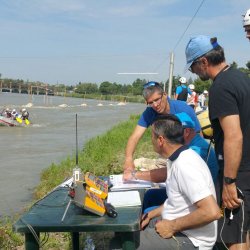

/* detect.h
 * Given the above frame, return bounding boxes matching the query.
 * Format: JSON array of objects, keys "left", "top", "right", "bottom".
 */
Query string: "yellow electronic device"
[
  {"left": 84, "top": 172, "right": 108, "bottom": 199},
  {"left": 73, "top": 180, "right": 106, "bottom": 216}
]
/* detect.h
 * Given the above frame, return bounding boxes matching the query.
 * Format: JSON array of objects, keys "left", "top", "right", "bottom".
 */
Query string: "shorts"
[{"left": 216, "top": 171, "right": 250, "bottom": 244}]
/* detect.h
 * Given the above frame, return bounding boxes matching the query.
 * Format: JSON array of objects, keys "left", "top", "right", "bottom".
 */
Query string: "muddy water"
[{"left": 0, "top": 93, "right": 144, "bottom": 216}]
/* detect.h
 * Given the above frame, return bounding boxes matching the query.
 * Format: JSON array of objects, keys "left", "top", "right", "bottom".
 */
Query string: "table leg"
[
  {"left": 71, "top": 232, "right": 80, "bottom": 250},
  {"left": 121, "top": 232, "right": 137, "bottom": 250},
  {"left": 25, "top": 232, "right": 40, "bottom": 250}
]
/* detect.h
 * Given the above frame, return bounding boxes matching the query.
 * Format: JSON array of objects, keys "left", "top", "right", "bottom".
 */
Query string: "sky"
[{"left": 0, "top": 0, "right": 249, "bottom": 86}]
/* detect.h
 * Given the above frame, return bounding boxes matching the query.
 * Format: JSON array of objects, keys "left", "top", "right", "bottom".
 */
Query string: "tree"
[
  {"left": 131, "top": 79, "right": 147, "bottom": 95},
  {"left": 75, "top": 83, "right": 98, "bottom": 94},
  {"left": 99, "top": 81, "right": 114, "bottom": 95}
]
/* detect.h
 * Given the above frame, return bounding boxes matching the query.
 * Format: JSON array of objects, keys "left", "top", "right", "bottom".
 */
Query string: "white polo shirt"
[{"left": 161, "top": 147, "right": 217, "bottom": 249}]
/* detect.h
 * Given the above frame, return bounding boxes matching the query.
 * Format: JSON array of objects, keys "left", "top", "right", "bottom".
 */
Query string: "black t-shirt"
[{"left": 209, "top": 67, "right": 250, "bottom": 172}]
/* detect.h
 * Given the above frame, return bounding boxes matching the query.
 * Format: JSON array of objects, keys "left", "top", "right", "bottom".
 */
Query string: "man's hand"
[
  {"left": 123, "top": 169, "right": 134, "bottom": 181},
  {"left": 222, "top": 183, "right": 242, "bottom": 209},
  {"left": 140, "top": 213, "right": 150, "bottom": 230},
  {"left": 123, "top": 158, "right": 135, "bottom": 173},
  {"left": 155, "top": 219, "right": 176, "bottom": 239}
]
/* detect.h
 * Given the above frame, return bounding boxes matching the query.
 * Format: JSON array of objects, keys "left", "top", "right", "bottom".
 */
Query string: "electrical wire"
[
  {"left": 219, "top": 201, "right": 245, "bottom": 250},
  {"left": 172, "top": 0, "right": 206, "bottom": 52},
  {"left": 152, "top": 0, "right": 206, "bottom": 77}
]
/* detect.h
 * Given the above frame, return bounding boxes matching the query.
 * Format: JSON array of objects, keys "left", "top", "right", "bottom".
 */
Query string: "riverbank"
[{"left": 0, "top": 114, "right": 156, "bottom": 249}]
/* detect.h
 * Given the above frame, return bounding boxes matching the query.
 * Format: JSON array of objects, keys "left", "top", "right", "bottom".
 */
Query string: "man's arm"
[
  {"left": 123, "top": 125, "right": 147, "bottom": 171},
  {"left": 155, "top": 195, "right": 221, "bottom": 238},
  {"left": 123, "top": 167, "right": 167, "bottom": 183},
  {"left": 220, "top": 115, "right": 243, "bottom": 209}
]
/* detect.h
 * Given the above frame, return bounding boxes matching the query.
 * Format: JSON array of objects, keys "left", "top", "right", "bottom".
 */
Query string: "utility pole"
[{"left": 167, "top": 52, "right": 174, "bottom": 97}]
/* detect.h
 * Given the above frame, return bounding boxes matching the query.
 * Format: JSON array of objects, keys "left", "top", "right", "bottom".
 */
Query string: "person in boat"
[
  {"left": 2, "top": 108, "right": 12, "bottom": 118},
  {"left": 20, "top": 108, "right": 29, "bottom": 120},
  {"left": 11, "top": 109, "right": 19, "bottom": 120}
]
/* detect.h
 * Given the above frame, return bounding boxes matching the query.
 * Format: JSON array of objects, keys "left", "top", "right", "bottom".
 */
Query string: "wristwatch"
[
  {"left": 224, "top": 177, "right": 237, "bottom": 184},
  {"left": 131, "top": 170, "right": 138, "bottom": 180}
]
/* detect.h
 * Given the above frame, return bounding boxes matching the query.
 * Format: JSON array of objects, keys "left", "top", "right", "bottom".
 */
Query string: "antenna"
[{"left": 75, "top": 113, "right": 78, "bottom": 166}]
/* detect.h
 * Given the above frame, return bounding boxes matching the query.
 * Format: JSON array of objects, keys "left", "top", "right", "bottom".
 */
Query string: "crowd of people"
[
  {"left": 174, "top": 76, "right": 209, "bottom": 112},
  {"left": 121, "top": 8, "right": 250, "bottom": 250}
]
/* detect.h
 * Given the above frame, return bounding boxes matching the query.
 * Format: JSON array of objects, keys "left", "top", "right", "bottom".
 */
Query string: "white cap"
[
  {"left": 179, "top": 77, "right": 187, "bottom": 84},
  {"left": 188, "top": 84, "right": 195, "bottom": 90},
  {"left": 243, "top": 9, "right": 250, "bottom": 27}
]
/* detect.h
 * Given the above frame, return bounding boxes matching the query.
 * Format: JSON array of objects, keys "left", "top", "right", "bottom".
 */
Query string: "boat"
[
  {"left": 0, "top": 108, "right": 31, "bottom": 127},
  {"left": 0, "top": 115, "right": 30, "bottom": 127}
]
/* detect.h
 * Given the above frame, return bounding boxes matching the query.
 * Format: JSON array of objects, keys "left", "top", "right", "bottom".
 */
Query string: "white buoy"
[
  {"left": 117, "top": 102, "right": 126, "bottom": 106},
  {"left": 23, "top": 103, "right": 33, "bottom": 107},
  {"left": 58, "top": 104, "right": 68, "bottom": 108}
]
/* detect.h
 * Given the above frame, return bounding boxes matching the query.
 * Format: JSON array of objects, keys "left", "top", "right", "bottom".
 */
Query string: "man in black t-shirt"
[{"left": 185, "top": 35, "right": 250, "bottom": 250}]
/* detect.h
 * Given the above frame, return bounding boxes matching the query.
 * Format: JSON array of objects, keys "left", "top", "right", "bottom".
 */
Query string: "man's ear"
[{"left": 158, "top": 135, "right": 165, "bottom": 145}]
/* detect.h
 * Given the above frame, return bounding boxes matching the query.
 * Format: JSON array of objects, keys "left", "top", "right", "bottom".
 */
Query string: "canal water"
[{"left": 0, "top": 93, "right": 144, "bottom": 216}]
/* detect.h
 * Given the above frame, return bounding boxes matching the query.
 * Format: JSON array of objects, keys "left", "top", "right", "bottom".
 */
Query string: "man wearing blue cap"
[
  {"left": 138, "top": 114, "right": 221, "bottom": 249},
  {"left": 185, "top": 35, "right": 250, "bottom": 249},
  {"left": 123, "top": 112, "right": 218, "bottom": 211}
]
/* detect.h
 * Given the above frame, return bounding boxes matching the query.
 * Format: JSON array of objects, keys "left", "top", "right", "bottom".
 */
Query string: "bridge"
[{"left": 0, "top": 81, "right": 55, "bottom": 95}]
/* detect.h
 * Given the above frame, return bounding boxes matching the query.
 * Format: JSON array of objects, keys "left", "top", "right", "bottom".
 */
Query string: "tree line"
[{"left": 1, "top": 61, "right": 249, "bottom": 97}]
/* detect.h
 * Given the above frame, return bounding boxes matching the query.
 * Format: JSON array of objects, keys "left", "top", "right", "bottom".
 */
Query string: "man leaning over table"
[
  {"left": 123, "top": 81, "right": 201, "bottom": 176},
  {"left": 138, "top": 114, "right": 221, "bottom": 250},
  {"left": 123, "top": 112, "right": 218, "bottom": 213}
]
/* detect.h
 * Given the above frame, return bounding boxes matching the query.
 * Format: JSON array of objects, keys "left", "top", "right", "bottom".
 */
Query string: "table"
[{"left": 13, "top": 187, "right": 143, "bottom": 250}]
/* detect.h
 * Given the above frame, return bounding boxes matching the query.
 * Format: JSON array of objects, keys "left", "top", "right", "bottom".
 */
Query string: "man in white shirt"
[{"left": 139, "top": 114, "right": 221, "bottom": 250}]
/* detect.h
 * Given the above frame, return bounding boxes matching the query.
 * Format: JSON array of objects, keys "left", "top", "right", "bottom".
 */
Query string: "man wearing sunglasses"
[
  {"left": 185, "top": 35, "right": 250, "bottom": 250},
  {"left": 123, "top": 81, "right": 201, "bottom": 174}
]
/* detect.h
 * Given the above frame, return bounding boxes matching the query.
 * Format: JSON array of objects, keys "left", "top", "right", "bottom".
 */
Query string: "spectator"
[
  {"left": 185, "top": 34, "right": 250, "bottom": 250},
  {"left": 138, "top": 114, "right": 221, "bottom": 250}
]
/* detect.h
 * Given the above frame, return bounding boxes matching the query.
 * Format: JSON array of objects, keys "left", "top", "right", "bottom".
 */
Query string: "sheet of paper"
[
  {"left": 109, "top": 174, "right": 152, "bottom": 191},
  {"left": 107, "top": 190, "right": 141, "bottom": 207}
]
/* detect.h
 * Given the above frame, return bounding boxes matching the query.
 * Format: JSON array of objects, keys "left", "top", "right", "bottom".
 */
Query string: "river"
[{"left": 0, "top": 93, "right": 144, "bottom": 216}]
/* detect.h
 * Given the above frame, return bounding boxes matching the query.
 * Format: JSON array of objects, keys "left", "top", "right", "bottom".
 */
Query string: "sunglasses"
[
  {"left": 143, "top": 81, "right": 160, "bottom": 89},
  {"left": 188, "top": 57, "right": 203, "bottom": 73},
  {"left": 147, "top": 94, "right": 163, "bottom": 107}
]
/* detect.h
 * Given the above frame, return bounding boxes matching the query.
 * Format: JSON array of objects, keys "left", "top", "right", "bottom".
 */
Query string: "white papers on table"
[
  {"left": 109, "top": 174, "right": 152, "bottom": 191},
  {"left": 107, "top": 190, "right": 141, "bottom": 207}
]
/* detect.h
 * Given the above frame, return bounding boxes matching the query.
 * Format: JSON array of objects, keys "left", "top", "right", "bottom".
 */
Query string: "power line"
[
  {"left": 173, "top": 0, "right": 206, "bottom": 52},
  {"left": 151, "top": 0, "right": 206, "bottom": 76}
]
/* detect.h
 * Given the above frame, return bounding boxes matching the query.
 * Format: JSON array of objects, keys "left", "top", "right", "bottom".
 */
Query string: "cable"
[
  {"left": 152, "top": 0, "right": 206, "bottom": 76},
  {"left": 172, "top": 0, "right": 206, "bottom": 52},
  {"left": 220, "top": 201, "right": 245, "bottom": 250}
]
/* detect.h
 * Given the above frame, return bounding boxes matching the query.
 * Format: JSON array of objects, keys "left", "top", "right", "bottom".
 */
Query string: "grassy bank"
[{"left": 0, "top": 114, "right": 156, "bottom": 249}]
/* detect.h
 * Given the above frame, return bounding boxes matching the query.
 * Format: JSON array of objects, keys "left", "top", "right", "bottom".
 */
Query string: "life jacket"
[
  {"left": 177, "top": 86, "right": 188, "bottom": 101},
  {"left": 197, "top": 110, "right": 213, "bottom": 139}
]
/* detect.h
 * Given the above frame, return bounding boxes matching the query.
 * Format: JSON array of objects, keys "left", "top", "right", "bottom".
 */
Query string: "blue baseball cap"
[
  {"left": 185, "top": 35, "right": 219, "bottom": 71},
  {"left": 175, "top": 112, "right": 195, "bottom": 129}
]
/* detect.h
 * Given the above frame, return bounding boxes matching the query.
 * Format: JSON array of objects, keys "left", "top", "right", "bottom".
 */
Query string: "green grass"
[{"left": 1, "top": 114, "right": 155, "bottom": 249}]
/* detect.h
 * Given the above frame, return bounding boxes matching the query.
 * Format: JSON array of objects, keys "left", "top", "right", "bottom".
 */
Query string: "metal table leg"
[
  {"left": 25, "top": 232, "right": 40, "bottom": 250},
  {"left": 71, "top": 232, "right": 80, "bottom": 250}
]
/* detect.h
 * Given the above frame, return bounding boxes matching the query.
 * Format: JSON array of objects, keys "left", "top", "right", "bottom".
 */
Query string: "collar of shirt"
[{"left": 168, "top": 145, "right": 189, "bottom": 161}]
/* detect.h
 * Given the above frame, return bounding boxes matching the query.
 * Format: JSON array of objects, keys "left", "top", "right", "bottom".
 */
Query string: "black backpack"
[{"left": 177, "top": 86, "right": 188, "bottom": 101}]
